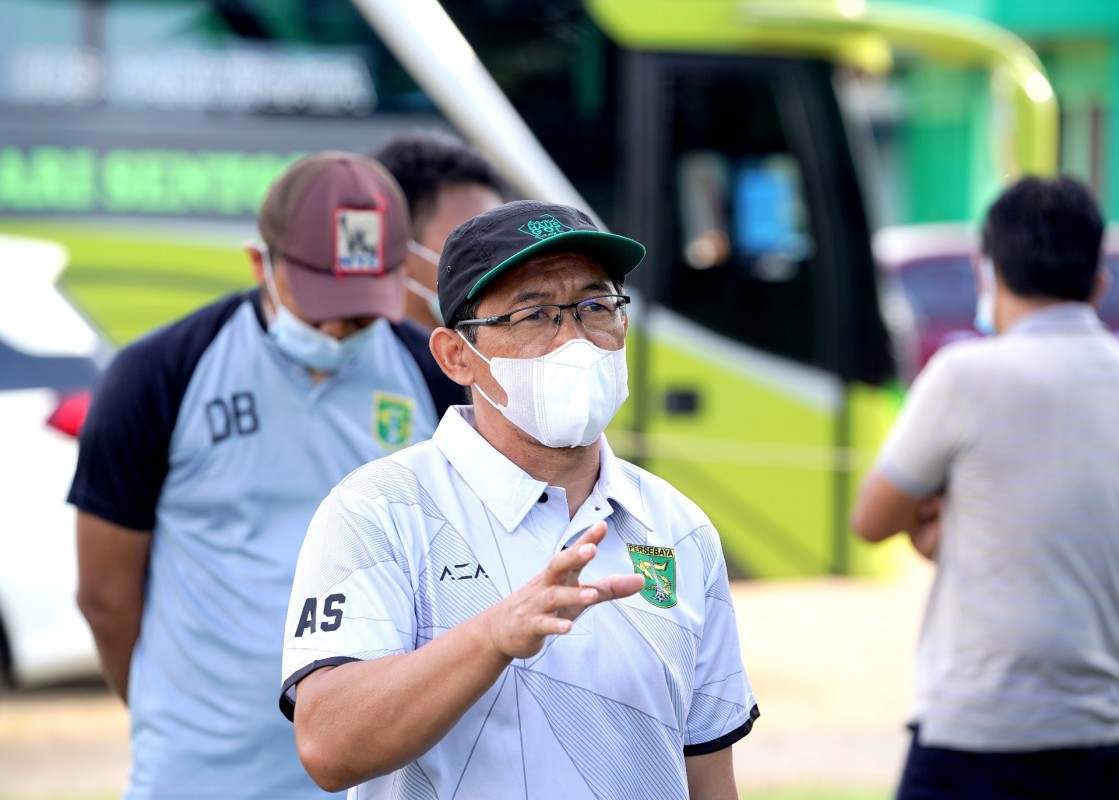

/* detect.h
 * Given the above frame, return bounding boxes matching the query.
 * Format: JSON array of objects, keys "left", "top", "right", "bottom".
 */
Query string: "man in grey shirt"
[{"left": 852, "top": 175, "right": 1119, "bottom": 799}]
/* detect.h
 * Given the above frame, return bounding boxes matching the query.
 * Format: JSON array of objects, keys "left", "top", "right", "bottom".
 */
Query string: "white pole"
[{"left": 349, "top": 0, "right": 604, "bottom": 227}]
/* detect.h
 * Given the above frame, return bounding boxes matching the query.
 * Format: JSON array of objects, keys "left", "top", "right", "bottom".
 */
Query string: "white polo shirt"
[{"left": 281, "top": 406, "right": 758, "bottom": 799}]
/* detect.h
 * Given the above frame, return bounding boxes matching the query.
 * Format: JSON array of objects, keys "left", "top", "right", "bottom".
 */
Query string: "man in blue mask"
[
  {"left": 69, "top": 151, "right": 463, "bottom": 799},
  {"left": 281, "top": 200, "right": 759, "bottom": 799},
  {"left": 372, "top": 130, "right": 507, "bottom": 330}
]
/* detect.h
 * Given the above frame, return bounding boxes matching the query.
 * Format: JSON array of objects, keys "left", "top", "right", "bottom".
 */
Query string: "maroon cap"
[{"left": 258, "top": 151, "right": 410, "bottom": 323}]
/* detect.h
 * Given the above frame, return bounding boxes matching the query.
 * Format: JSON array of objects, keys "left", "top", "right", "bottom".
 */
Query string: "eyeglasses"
[{"left": 455, "top": 293, "right": 630, "bottom": 343}]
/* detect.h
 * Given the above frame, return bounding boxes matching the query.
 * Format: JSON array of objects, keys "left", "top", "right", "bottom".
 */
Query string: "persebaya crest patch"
[
  {"left": 517, "top": 213, "right": 573, "bottom": 240},
  {"left": 627, "top": 544, "right": 677, "bottom": 609},
  {"left": 372, "top": 392, "right": 415, "bottom": 451}
]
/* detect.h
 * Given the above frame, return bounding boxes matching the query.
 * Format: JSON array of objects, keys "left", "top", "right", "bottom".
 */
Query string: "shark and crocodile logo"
[
  {"left": 627, "top": 544, "right": 677, "bottom": 609},
  {"left": 372, "top": 392, "right": 414, "bottom": 451},
  {"left": 517, "top": 213, "right": 573, "bottom": 240}
]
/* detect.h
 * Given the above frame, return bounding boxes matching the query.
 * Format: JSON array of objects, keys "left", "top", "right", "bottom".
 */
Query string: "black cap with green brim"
[{"left": 437, "top": 200, "right": 646, "bottom": 325}]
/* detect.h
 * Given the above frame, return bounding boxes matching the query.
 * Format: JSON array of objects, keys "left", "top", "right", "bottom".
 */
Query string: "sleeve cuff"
[
  {"left": 684, "top": 703, "right": 760, "bottom": 757},
  {"left": 278, "top": 656, "right": 360, "bottom": 721}
]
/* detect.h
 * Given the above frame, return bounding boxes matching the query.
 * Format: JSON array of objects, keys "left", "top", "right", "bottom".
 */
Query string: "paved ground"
[
  {"left": 732, "top": 553, "right": 932, "bottom": 793},
  {"left": 0, "top": 552, "right": 934, "bottom": 798}
]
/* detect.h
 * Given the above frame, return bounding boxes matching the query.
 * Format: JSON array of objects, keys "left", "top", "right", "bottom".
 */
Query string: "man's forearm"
[
  {"left": 290, "top": 523, "right": 643, "bottom": 792},
  {"left": 83, "top": 607, "right": 141, "bottom": 702},
  {"left": 75, "top": 512, "right": 152, "bottom": 703},
  {"left": 294, "top": 609, "right": 511, "bottom": 792},
  {"left": 851, "top": 470, "right": 925, "bottom": 542}
]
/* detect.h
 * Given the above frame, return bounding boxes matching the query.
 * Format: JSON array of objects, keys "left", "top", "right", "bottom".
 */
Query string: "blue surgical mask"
[
  {"left": 261, "top": 247, "right": 375, "bottom": 373},
  {"left": 974, "top": 257, "right": 997, "bottom": 336},
  {"left": 407, "top": 240, "right": 443, "bottom": 324}
]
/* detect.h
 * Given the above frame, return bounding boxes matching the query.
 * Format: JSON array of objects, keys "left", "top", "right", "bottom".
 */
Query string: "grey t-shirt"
[{"left": 878, "top": 303, "right": 1119, "bottom": 751}]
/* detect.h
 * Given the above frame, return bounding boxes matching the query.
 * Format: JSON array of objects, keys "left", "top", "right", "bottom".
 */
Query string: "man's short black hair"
[
  {"left": 448, "top": 296, "right": 482, "bottom": 343},
  {"left": 981, "top": 175, "right": 1105, "bottom": 302},
  {"left": 372, "top": 130, "right": 507, "bottom": 237}
]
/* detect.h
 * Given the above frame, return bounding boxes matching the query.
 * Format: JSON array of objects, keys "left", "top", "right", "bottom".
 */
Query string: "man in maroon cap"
[{"left": 68, "top": 152, "right": 462, "bottom": 799}]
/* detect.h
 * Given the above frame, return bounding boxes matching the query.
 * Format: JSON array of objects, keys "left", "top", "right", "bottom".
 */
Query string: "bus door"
[{"left": 611, "top": 51, "right": 897, "bottom": 578}]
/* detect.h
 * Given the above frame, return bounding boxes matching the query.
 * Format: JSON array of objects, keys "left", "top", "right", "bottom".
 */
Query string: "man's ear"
[
  {"left": 429, "top": 328, "right": 476, "bottom": 387},
  {"left": 973, "top": 253, "right": 994, "bottom": 285},
  {"left": 244, "top": 242, "right": 265, "bottom": 284},
  {"left": 1090, "top": 266, "right": 1113, "bottom": 309}
]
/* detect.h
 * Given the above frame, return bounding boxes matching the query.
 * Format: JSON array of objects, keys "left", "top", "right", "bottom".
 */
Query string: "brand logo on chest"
[{"left": 438, "top": 562, "right": 489, "bottom": 581}]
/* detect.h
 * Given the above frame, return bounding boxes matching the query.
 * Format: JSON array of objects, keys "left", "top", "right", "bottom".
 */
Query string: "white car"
[{"left": 0, "top": 233, "right": 109, "bottom": 687}]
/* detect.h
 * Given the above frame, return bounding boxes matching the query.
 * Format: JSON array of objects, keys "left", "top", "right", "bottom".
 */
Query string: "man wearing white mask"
[
  {"left": 280, "top": 200, "right": 759, "bottom": 799},
  {"left": 70, "top": 151, "right": 462, "bottom": 799},
  {"left": 852, "top": 176, "right": 1119, "bottom": 798},
  {"left": 372, "top": 129, "right": 507, "bottom": 329}
]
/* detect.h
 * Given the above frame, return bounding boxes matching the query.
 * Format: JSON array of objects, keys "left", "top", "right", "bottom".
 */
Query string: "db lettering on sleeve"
[{"left": 294, "top": 593, "right": 345, "bottom": 637}]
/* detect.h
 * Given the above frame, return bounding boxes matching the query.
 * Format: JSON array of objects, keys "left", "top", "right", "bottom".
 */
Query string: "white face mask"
[
  {"left": 974, "top": 257, "right": 997, "bottom": 336},
  {"left": 407, "top": 240, "right": 443, "bottom": 324},
  {"left": 261, "top": 247, "right": 374, "bottom": 373},
  {"left": 460, "top": 333, "right": 629, "bottom": 448}
]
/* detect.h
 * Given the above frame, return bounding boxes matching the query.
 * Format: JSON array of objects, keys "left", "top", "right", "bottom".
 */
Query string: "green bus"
[
  {"left": 348, "top": 0, "right": 1058, "bottom": 578},
  {"left": 0, "top": 0, "right": 1057, "bottom": 578}
]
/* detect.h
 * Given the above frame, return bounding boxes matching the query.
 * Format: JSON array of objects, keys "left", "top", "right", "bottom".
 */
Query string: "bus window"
[
  {"left": 676, "top": 151, "right": 815, "bottom": 274},
  {"left": 732, "top": 155, "right": 814, "bottom": 271},
  {"left": 665, "top": 68, "right": 820, "bottom": 368}
]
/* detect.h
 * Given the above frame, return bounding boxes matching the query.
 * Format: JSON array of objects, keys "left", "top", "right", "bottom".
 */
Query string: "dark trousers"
[{"left": 898, "top": 726, "right": 1119, "bottom": 800}]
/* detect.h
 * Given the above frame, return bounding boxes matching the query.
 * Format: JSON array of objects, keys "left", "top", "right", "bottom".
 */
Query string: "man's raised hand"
[{"left": 483, "top": 521, "right": 645, "bottom": 660}]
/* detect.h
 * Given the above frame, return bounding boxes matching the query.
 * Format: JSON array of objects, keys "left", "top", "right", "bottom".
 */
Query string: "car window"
[
  {"left": 0, "top": 340, "right": 99, "bottom": 391},
  {"left": 895, "top": 256, "right": 976, "bottom": 324},
  {"left": 1100, "top": 257, "right": 1119, "bottom": 326},
  {"left": 896, "top": 253, "right": 1119, "bottom": 330}
]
